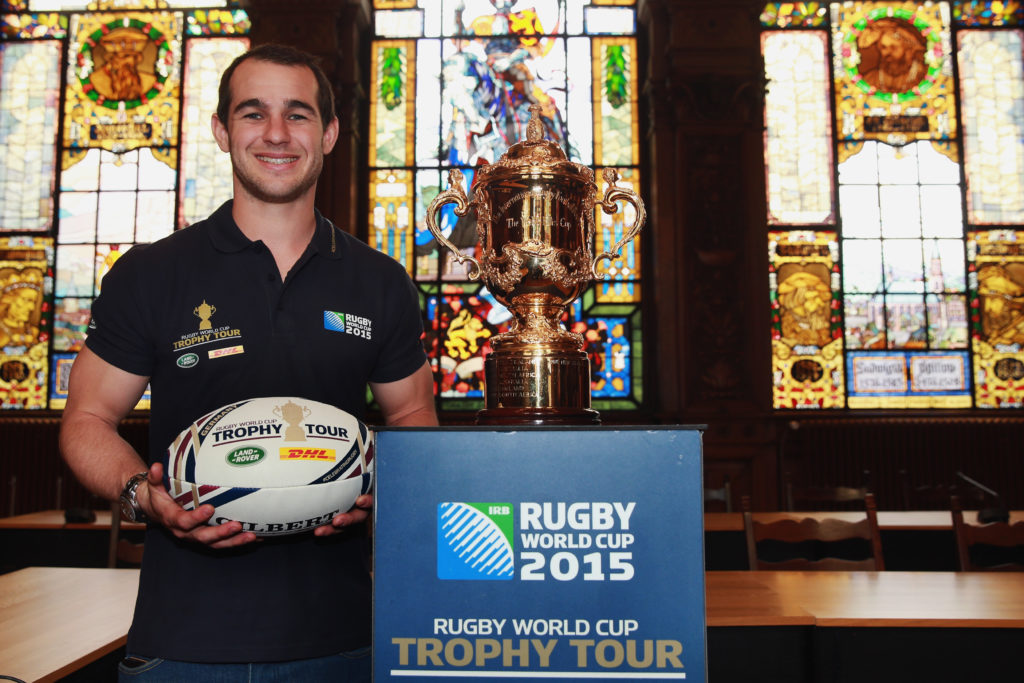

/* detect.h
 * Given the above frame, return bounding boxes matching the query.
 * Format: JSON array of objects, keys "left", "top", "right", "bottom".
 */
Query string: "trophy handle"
[
  {"left": 425, "top": 169, "right": 482, "bottom": 281},
  {"left": 592, "top": 168, "right": 646, "bottom": 277}
]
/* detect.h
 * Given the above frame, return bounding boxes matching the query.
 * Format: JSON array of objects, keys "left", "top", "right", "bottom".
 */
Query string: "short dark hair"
[{"left": 216, "top": 43, "right": 337, "bottom": 129}]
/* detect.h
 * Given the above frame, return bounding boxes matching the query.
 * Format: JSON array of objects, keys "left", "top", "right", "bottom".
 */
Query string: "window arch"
[{"left": 762, "top": 1, "right": 1024, "bottom": 409}]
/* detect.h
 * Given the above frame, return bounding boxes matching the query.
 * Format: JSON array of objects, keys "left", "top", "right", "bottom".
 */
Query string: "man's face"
[
  {"left": 212, "top": 59, "right": 338, "bottom": 205},
  {"left": 879, "top": 32, "right": 912, "bottom": 75}
]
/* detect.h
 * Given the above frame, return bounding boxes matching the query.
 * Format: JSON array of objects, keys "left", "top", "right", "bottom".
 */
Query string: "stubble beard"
[{"left": 232, "top": 154, "right": 323, "bottom": 204}]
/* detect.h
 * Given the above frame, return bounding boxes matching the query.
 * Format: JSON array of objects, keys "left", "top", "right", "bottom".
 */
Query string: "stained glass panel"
[
  {"left": 769, "top": 230, "right": 845, "bottom": 409},
  {"left": 958, "top": 29, "right": 1024, "bottom": 224},
  {"left": 0, "top": 236, "right": 52, "bottom": 409},
  {"left": 832, "top": 3, "right": 956, "bottom": 148},
  {"left": 180, "top": 36, "right": 247, "bottom": 227},
  {"left": 762, "top": 31, "right": 834, "bottom": 225},
  {"left": 372, "top": 0, "right": 642, "bottom": 412},
  {"left": 0, "top": 41, "right": 60, "bottom": 232},
  {"left": 969, "top": 229, "right": 1024, "bottom": 408}
]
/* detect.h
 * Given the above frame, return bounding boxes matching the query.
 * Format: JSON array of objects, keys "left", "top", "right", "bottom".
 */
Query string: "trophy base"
[
  {"left": 479, "top": 350, "right": 600, "bottom": 426},
  {"left": 476, "top": 406, "right": 601, "bottom": 426}
]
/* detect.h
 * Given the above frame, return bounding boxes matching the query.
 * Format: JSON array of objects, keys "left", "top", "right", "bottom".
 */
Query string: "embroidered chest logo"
[
  {"left": 324, "top": 311, "right": 373, "bottom": 340},
  {"left": 172, "top": 299, "right": 244, "bottom": 359}
]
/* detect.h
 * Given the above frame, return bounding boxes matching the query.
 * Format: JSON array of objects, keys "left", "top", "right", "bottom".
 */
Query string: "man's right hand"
[{"left": 138, "top": 462, "right": 260, "bottom": 549}]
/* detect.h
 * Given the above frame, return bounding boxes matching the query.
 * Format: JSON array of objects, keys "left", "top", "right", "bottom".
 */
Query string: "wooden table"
[
  {"left": 705, "top": 571, "right": 1024, "bottom": 683},
  {"left": 0, "top": 508, "right": 143, "bottom": 531},
  {"left": 703, "top": 509, "right": 1024, "bottom": 533},
  {"left": 0, "top": 566, "right": 139, "bottom": 683},
  {"left": 706, "top": 570, "right": 1024, "bottom": 627}
]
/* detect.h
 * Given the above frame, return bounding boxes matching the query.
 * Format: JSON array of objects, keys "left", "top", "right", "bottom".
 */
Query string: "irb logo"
[
  {"left": 437, "top": 502, "right": 514, "bottom": 580},
  {"left": 280, "top": 447, "right": 336, "bottom": 462}
]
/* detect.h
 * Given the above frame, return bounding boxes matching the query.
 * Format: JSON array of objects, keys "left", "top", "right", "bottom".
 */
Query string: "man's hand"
[
  {"left": 139, "top": 462, "right": 260, "bottom": 549},
  {"left": 314, "top": 493, "right": 374, "bottom": 538}
]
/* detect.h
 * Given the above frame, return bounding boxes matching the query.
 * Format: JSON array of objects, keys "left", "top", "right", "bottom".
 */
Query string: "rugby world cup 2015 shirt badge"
[{"left": 324, "top": 310, "right": 373, "bottom": 340}]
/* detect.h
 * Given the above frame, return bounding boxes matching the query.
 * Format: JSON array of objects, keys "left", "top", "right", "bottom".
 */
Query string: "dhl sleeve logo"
[{"left": 280, "top": 447, "right": 336, "bottom": 462}]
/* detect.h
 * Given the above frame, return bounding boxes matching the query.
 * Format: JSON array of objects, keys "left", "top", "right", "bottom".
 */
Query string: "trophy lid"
[{"left": 481, "top": 104, "right": 594, "bottom": 183}]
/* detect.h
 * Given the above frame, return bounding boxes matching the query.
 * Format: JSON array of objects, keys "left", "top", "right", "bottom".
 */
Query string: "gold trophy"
[{"left": 426, "top": 105, "right": 645, "bottom": 425}]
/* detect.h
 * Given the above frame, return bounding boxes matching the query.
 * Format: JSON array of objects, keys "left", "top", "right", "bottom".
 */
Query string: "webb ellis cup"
[{"left": 426, "top": 104, "right": 645, "bottom": 425}]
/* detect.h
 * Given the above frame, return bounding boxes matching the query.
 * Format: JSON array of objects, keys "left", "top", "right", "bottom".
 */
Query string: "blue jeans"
[{"left": 117, "top": 647, "right": 371, "bottom": 682}]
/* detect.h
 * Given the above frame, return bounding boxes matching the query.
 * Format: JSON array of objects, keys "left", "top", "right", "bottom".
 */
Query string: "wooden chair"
[
  {"left": 951, "top": 495, "right": 1024, "bottom": 571},
  {"left": 743, "top": 493, "right": 885, "bottom": 571},
  {"left": 107, "top": 502, "right": 144, "bottom": 568},
  {"left": 784, "top": 469, "right": 871, "bottom": 511},
  {"left": 703, "top": 475, "right": 732, "bottom": 512}
]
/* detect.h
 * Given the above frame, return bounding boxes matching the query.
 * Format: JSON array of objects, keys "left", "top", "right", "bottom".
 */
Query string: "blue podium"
[{"left": 373, "top": 427, "right": 706, "bottom": 681}]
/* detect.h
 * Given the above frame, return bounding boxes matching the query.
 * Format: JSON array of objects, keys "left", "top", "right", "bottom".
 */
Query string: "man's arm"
[
  {"left": 59, "top": 347, "right": 258, "bottom": 548},
  {"left": 370, "top": 360, "right": 439, "bottom": 427}
]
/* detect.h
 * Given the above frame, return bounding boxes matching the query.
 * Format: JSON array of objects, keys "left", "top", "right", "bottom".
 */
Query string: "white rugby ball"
[{"left": 162, "top": 396, "right": 374, "bottom": 536}]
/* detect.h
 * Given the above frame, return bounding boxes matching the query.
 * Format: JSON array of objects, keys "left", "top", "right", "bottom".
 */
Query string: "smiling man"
[{"left": 59, "top": 44, "right": 437, "bottom": 682}]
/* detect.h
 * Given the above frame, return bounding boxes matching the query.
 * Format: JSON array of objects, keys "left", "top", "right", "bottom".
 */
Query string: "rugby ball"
[{"left": 163, "top": 396, "right": 374, "bottom": 536}]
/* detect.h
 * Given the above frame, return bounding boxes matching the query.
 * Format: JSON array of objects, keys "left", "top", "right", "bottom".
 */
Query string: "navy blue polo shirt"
[{"left": 86, "top": 200, "right": 427, "bottom": 662}]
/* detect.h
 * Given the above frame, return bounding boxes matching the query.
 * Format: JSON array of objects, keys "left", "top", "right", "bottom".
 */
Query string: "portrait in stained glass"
[{"left": 769, "top": 230, "right": 845, "bottom": 409}]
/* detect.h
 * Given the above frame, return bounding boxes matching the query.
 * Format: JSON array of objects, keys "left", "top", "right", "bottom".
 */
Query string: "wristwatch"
[{"left": 118, "top": 471, "right": 150, "bottom": 523}]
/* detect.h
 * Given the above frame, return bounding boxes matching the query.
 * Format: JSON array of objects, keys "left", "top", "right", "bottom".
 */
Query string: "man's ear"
[
  {"left": 211, "top": 113, "right": 230, "bottom": 153},
  {"left": 322, "top": 116, "right": 339, "bottom": 155}
]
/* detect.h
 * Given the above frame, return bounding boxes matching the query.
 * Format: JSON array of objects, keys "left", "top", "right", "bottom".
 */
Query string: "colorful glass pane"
[
  {"left": 185, "top": 8, "right": 250, "bottom": 36},
  {"left": 959, "top": 29, "right": 1024, "bottom": 224},
  {"left": 769, "top": 230, "right": 845, "bottom": 409},
  {"left": 762, "top": 31, "right": 834, "bottom": 225},
  {"left": 180, "top": 36, "right": 247, "bottom": 227},
  {"left": 954, "top": 0, "right": 1024, "bottom": 26},
  {"left": 370, "top": 40, "right": 414, "bottom": 168},
  {"left": 0, "top": 236, "right": 52, "bottom": 409},
  {"left": 370, "top": 168, "right": 415, "bottom": 269},
  {"left": 0, "top": 40, "right": 59, "bottom": 232},
  {"left": 846, "top": 349, "right": 972, "bottom": 408},
  {"left": 760, "top": 2, "right": 829, "bottom": 28},
  {"left": 968, "top": 229, "right": 1024, "bottom": 408},
  {"left": 1, "top": 12, "right": 66, "bottom": 38},
  {"left": 593, "top": 37, "right": 638, "bottom": 167}
]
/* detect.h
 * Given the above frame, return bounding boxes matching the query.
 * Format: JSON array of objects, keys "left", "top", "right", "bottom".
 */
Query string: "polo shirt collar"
[{"left": 206, "top": 200, "right": 345, "bottom": 260}]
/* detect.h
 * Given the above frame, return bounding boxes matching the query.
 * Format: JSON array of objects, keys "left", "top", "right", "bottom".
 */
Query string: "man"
[
  {"left": 857, "top": 17, "right": 927, "bottom": 94},
  {"left": 59, "top": 43, "right": 437, "bottom": 681}
]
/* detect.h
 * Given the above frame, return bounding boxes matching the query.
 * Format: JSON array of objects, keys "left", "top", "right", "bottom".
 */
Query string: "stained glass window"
[
  {"left": 0, "top": 1, "right": 249, "bottom": 409},
  {"left": 763, "top": 1, "right": 1024, "bottom": 410},
  {"left": 370, "top": 0, "right": 644, "bottom": 414}
]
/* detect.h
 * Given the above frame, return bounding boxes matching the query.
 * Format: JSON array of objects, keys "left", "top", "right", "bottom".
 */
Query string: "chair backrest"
[
  {"left": 784, "top": 469, "right": 872, "bottom": 511},
  {"left": 704, "top": 476, "right": 732, "bottom": 512},
  {"left": 743, "top": 493, "right": 885, "bottom": 571},
  {"left": 107, "top": 502, "right": 144, "bottom": 568},
  {"left": 951, "top": 495, "right": 1024, "bottom": 572}
]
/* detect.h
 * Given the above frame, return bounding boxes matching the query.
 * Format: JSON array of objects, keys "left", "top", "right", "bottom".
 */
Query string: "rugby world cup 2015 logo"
[{"left": 437, "top": 502, "right": 514, "bottom": 580}]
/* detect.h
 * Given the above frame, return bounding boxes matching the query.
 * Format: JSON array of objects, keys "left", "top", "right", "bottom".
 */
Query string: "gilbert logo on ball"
[
  {"left": 163, "top": 397, "right": 373, "bottom": 536},
  {"left": 437, "top": 502, "right": 515, "bottom": 580}
]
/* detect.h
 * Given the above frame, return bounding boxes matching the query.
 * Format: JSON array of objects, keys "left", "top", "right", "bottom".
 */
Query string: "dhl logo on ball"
[{"left": 280, "top": 447, "right": 336, "bottom": 462}]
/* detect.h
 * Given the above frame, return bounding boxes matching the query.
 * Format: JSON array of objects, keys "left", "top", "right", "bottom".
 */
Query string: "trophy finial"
[{"left": 526, "top": 104, "right": 544, "bottom": 142}]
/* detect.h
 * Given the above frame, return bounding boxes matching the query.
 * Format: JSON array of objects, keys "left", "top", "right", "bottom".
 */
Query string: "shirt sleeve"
[{"left": 85, "top": 245, "right": 157, "bottom": 378}]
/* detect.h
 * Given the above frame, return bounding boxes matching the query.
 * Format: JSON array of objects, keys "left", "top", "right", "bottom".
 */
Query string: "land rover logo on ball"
[
  {"left": 227, "top": 446, "right": 265, "bottom": 466},
  {"left": 177, "top": 353, "right": 199, "bottom": 368}
]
